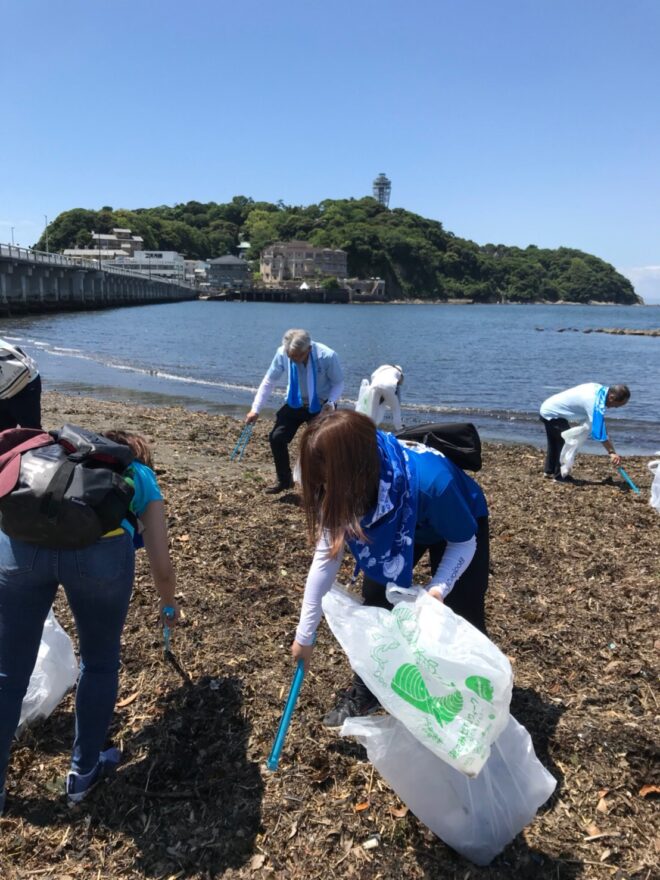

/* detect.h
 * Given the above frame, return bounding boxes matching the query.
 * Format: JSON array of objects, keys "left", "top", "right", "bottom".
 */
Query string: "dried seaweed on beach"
[{"left": 0, "top": 392, "right": 657, "bottom": 880}]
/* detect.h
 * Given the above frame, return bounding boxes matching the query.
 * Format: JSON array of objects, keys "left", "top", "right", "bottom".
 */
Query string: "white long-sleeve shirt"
[
  {"left": 0, "top": 339, "right": 39, "bottom": 399},
  {"left": 369, "top": 365, "right": 403, "bottom": 431},
  {"left": 251, "top": 341, "right": 344, "bottom": 413},
  {"left": 294, "top": 532, "right": 476, "bottom": 646}
]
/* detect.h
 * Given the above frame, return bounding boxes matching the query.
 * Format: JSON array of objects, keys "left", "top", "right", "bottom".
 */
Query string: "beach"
[{"left": 0, "top": 391, "right": 658, "bottom": 879}]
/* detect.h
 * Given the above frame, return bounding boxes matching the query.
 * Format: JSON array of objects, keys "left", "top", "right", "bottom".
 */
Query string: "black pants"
[
  {"left": 352, "top": 516, "right": 490, "bottom": 697},
  {"left": 0, "top": 375, "right": 42, "bottom": 431},
  {"left": 269, "top": 404, "right": 316, "bottom": 484},
  {"left": 540, "top": 416, "right": 569, "bottom": 477}
]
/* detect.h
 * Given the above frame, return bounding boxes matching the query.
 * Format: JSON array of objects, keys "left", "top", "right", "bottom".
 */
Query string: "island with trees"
[{"left": 35, "top": 197, "right": 641, "bottom": 304}]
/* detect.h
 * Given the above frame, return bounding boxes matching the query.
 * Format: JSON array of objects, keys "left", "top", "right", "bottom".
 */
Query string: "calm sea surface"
[{"left": 2, "top": 302, "right": 659, "bottom": 454}]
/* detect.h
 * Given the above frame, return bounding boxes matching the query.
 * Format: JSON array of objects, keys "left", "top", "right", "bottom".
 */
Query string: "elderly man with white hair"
[{"left": 246, "top": 328, "right": 344, "bottom": 493}]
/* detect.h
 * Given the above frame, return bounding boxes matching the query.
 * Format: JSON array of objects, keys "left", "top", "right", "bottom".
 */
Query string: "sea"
[{"left": 1, "top": 301, "right": 659, "bottom": 455}]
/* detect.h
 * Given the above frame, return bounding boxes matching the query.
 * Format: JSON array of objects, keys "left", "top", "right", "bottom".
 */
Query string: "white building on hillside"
[{"left": 113, "top": 250, "right": 186, "bottom": 281}]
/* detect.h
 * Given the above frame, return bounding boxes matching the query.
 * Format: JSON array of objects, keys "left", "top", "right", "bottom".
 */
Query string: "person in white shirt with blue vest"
[
  {"left": 539, "top": 383, "right": 630, "bottom": 481},
  {"left": 246, "top": 329, "right": 344, "bottom": 494}
]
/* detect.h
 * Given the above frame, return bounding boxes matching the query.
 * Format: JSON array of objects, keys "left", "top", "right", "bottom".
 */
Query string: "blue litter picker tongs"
[
  {"left": 266, "top": 659, "right": 306, "bottom": 771},
  {"left": 230, "top": 423, "right": 253, "bottom": 461},
  {"left": 162, "top": 605, "right": 191, "bottom": 684},
  {"left": 617, "top": 466, "right": 641, "bottom": 494}
]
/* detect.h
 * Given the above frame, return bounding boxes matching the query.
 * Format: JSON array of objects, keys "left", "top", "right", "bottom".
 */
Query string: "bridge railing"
[{"left": 0, "top": 243, "right": 196, "bottom": 289}]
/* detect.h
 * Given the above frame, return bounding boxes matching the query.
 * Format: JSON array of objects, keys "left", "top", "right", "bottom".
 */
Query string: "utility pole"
[
  {"left": 44, "top": 215, "right": 49, "bottom": 253},
  {"left": 10, "top": 227, "right": 14, "bottom": 245}
]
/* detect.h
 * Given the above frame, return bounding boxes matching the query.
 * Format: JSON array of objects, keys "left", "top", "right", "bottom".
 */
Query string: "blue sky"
[{"left": 1, "top": 0, "right": 659, "bottom": 301}]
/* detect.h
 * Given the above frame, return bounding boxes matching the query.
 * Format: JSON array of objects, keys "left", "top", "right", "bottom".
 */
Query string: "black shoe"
[
  {"left": 322, "top": 685, "right": 380, "bottom": 728},
  {"left": 265, "top": 478, "right": 294, "bottom": 495}
]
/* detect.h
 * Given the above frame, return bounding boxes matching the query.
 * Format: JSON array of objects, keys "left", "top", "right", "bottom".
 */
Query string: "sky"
[{"left": 1, "top": 0, "right": 659, "bottom": 302}]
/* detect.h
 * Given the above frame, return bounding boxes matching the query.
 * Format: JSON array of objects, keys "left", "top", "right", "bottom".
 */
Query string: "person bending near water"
[
  {"left": 290, "top": 409, "right": 490, "bottom": 727},
  {"left": 0, "top": 338, "right": 42, "bottom": 430},
  {"left": 360, "top": 364, "right": 405, "bottom": 432},
  {"left": 0, "top": 431, "right": 180, "bottom": 815},
  {"left": 245, "top": 328, "right": 344, "bottom": 494},
  {"left": 539, "top": 383, "right": 630, "bottom": 481}
]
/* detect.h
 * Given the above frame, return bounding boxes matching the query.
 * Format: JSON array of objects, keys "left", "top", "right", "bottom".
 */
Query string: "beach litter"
[{"left": 648, "top": 454, "right": 660, "bottom": 511}]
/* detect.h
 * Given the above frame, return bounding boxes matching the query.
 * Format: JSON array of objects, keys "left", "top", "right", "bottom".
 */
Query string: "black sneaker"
[
  {"left": 322, "top": 685, "right": 380, "bottom": 728},
  {"left": 265, "top": 478, "right": 294, "bottom": 495}
]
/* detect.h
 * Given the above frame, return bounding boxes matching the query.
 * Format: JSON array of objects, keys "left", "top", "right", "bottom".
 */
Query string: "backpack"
[
  {"left": 0, "top": 424, "right": 136, "bottom": 549},
  {"left": 0, "top": 343, "right": 36, "bottom": 399},
  {"left": 395, "top": 422, "right": 482, "bottom": 472}
]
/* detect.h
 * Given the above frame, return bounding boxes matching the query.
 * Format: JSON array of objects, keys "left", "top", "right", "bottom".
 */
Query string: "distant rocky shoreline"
[{"left": 536, "top": 326, "right": 660, "bottom": 336}]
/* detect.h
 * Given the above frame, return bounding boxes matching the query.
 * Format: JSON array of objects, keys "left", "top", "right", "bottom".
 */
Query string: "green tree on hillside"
[{"left": 33, "top": 199, "right": 641, "bottom": 304}]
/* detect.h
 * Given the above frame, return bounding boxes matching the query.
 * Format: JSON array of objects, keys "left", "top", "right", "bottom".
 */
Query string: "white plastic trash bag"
[
  {"left": 342, "top": 713, "right": 556, "bottom": 866},
  {"left": 19, "top": 610, "right": 78, "bottom": 730},
  {"left": 322, "top": 585, "right": 513, "bottom": 776},
  {"left": 355, "top": 378, "right": 388, "bottom": 426},
  {"left": 560, "top": 422, "right": 590, "bottom": 477},
  {"left": 648, "top": 454, "right": 660, "bottom": 512},
  {"left": 355, "top": 378, "right": 378, "bottom": 421}
]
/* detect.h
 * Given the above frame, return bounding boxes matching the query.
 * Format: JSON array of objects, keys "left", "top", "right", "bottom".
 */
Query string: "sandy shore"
[{"left": 0, "top": 391, "right": 657, "bottom": 879}]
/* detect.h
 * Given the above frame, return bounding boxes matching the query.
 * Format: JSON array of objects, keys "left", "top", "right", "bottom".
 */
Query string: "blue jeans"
[{"left": 0, "top": 530, "right": 134, "bottom": 792}]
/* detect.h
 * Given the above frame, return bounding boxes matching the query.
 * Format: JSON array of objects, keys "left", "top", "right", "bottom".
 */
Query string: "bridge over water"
[{"left": 0, "top": 244, "right": 198, "bottom": 315}]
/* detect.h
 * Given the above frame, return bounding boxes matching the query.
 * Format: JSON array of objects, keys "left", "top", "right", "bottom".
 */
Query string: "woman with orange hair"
[{"left": 291, "top": 409, "right": 490, "bottom": 727}]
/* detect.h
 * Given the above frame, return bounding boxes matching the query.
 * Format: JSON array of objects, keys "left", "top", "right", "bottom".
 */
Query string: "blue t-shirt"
[
  {"left": 122, "top": 461, "right": 163, "bottom": 535},
  {"left": 405, "top": 443, "right": 488, "bottom": 545}
]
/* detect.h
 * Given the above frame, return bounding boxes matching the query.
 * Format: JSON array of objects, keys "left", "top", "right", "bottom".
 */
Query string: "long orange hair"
[{"left": 299, "top": 410, "right": 380, "bottom": 556}]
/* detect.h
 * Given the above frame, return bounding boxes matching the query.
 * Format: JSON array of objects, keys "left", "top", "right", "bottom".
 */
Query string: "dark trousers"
[
  {"left": 0, "top": 375, "right": 42, "bottom": 431},
  {"left": 269, "top": 404, "right": 316, "bottom": 484},
  {"left": 540, "top": 416, "right": 570, "bottom": 477},
  {"left": 352, "top": 516, "right": 490, "bottom": 697}
]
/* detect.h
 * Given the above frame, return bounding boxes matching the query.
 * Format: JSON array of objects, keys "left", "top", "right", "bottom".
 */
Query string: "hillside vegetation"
[{"left": 36, "top": 198, "right": 640, "bottom": 303}]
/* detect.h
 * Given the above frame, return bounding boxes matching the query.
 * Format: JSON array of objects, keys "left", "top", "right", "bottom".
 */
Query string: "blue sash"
[
  {"left": 347, "top": 431, "right": 418, "bottom": 588},
  {"left": 286, "top": 345, "right": 320, "bottom": 413},
  {"left": 591, "top": 385, "right": 608, "bottom": 442}
]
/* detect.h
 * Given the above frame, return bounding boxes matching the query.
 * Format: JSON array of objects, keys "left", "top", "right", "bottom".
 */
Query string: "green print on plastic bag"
[
  {"left": 465, "top": 675, "right": 494, "bottom": 702},
  {"left": 393, "top": 606, "right": 420, "bottom": 646},
  {"left": 391, "top": 663, "right": 464, "bottom": 727},
  {"left": 370, "top": 636, "right": 401, "bottom": 686}
]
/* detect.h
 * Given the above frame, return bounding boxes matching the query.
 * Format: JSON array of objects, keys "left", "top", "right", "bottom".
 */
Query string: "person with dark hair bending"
[
  {"left": 290, "top": 409, "right": 490, "bottom": 728},
  {"left": 0, "top": 430, "right": 179, "bottom": 815},
  {"left": 539, "top": 383, "right": 630, "bottom": 481}
]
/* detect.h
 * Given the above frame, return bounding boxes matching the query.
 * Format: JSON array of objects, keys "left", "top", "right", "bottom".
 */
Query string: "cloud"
[{"left": 618, "top": 266, "right": 660, "bottom": 305}]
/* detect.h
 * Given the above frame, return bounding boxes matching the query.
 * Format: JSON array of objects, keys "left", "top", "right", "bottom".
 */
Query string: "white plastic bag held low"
[
  {"left": 322, "top": 585, "right": 513, "bottom": 776},
  {"left": 342, "top": 714, "right": 556, "bottom": 865},
  {"left": 560, "top": 422, "right": 590, "bottom": 477},
  {"left": 649, "top": 454, "right": 660, "bottom": 513},
  {"left": 19, "top": 611, "right": 78, "bottom": 730}
]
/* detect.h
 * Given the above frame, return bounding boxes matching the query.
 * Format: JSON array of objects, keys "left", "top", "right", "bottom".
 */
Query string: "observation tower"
[{"left": 372, "top": 173, "right": 391, "bottom": 207}]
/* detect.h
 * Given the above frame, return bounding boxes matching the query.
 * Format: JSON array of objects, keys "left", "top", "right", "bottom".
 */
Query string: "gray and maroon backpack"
[{"left": 0, "top": 424, "right": 136, "bottom": 548}]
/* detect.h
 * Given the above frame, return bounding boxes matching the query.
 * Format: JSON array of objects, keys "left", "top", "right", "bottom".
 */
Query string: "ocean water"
[{"left": 2, "top": 301, "right": 659, "bottom": 454}]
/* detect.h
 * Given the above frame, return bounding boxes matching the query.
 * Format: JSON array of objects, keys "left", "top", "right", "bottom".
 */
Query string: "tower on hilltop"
[{"left": 372, "top": 172, "right": 391, "bottom": 207}]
